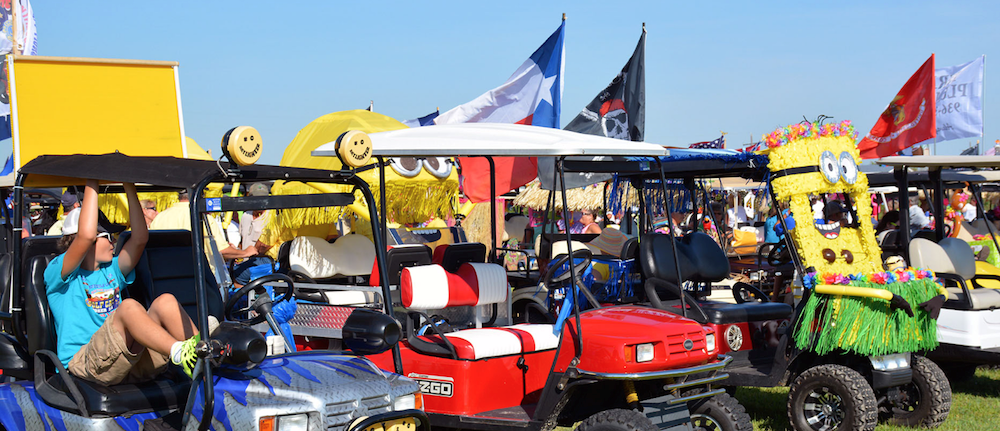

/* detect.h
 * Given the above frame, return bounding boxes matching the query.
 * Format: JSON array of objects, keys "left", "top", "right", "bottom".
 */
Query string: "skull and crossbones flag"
[{"left": 539, "top": 27, "right": 645, "bottom": 190}]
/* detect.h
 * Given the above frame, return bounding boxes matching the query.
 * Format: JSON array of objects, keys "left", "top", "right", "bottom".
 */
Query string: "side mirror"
[{"left": 343, "top": 308, "right": 401, "bottom": 355}]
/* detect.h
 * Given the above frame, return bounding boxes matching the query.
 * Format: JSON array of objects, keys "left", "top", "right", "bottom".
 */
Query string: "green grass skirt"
[{"left": 793, "top": 278, "right": 940, "bottom": 356}]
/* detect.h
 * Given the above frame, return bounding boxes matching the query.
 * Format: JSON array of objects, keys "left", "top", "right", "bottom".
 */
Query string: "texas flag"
[{"left": 435, "top": 21, "right": 565, "bottom": 202}]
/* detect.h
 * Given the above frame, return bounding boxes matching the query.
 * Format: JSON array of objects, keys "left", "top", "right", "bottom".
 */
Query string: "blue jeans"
[{"left": 233, "top": 257, "right": 274, "bottom": 285}]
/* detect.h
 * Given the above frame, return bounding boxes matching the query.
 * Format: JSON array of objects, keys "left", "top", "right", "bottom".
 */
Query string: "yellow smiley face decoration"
[
  {"left": 222, "top": 126, "right": 263, "bottom": 166},
  {"left": 762, "top": 121, "right": 881, "bottom": 275}
]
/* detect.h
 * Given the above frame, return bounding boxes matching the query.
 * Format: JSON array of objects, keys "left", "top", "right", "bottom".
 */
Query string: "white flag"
[{"left": 935, "top": 55, "right": 984, "bottom": 142}]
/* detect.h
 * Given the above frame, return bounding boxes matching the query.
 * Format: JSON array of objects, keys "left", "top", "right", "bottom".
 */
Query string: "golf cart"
[
  {"left": 0, "top": 131, "right": 428, "bottom": 430},
  {"left": 309, "top": 124, "right": 752, "bottom": 431},
  {"left": 877, "top": 156, "right": 1000, "bottom": 380},
  {"left": 577, "top": 122, "right": 953, "bottom": 431}
]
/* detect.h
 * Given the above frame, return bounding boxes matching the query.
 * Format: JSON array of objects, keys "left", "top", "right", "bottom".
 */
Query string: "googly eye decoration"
[
  {"left": 819, "top": 150, "right": 840, "bottom": 184},
  {"left": 838, "top": 151, "right": 858, "bottom": 185},
  {"left": 389, "top": 157, "right": 422, "bottom": 178},
  {"left": 422, "top": 157, "right": 453, "bottom": 179}
]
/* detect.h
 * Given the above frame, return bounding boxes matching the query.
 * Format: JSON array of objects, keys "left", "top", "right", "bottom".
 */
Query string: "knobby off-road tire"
[
  {"left": 787, "top": 364, "right": 878, "bottom": 431},
  {"left": 575, "top": 408, "right": 658, "bottom": 431},
  {"left": 689, "top": 393, "right": 753, "bottom": 431},
  {"left": 886, "top": 354, "right": 951, "bottom": 428}
]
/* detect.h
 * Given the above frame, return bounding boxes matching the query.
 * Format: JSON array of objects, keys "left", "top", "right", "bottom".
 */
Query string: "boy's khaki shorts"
[{"left": 67, "top": 310, "right": 169, "bottom": 386}]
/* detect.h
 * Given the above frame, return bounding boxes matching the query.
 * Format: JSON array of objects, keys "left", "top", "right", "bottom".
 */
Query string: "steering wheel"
[
  {"left": 544, "top": 249, "right": 601, "bottom": 310},
  {"left": 733, "top": 281, "right": 771, "bottom": 303},
  {"left": 225, "top": 273, "right": 296, "bottom": 325},
  {"left": 766, "top": 239, "right": 792, "bottom": 267}
]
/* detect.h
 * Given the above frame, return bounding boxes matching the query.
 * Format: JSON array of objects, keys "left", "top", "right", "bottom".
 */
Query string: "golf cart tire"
[
  {"left": 689, "top": 393, "right": 753, "bottom": 431},
  {"left": 575, "top": 408, "right": 658, "bottom": 431},
  {"left": 787, "top": 364, "right": 877, "bottom": 431},
  {"left": 886, "top": 355, "right": 951, "bottom": 428}
]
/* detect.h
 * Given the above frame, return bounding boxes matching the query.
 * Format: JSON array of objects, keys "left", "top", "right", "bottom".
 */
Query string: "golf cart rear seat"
[
  {"left": 400, "top": 262, "right": 559, "bottom": 360},
  {"left": 22, "top": 230, "right": 224, "bottom": 416},
  {"left": 368, "top": 244, "right": 433, "bottom": 288},
  {"left": 639, "top": 232, "right": 792, "bottom": 324},
  {"left": 910, "top": 237, "right": 1000, "bottom": 310},
  {"left": 432, "top": 242, "right": 487, "bottom": 273}
]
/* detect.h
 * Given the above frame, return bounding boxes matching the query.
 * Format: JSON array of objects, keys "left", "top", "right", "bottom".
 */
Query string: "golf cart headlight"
[
  {"left": 706, "top": 333, "right": 716, "bottom": 352},
  {"left": 869, "top": 353, "right": 910, "bottom": 371},
  {"left": 636, "top": 343, "right": 655, "bottom": 363},
  {"left": 259, "top": 413, "right": 309, "bottom": 431},
  {"left": 393, "top": 392, "right": 422, "bottom": 410}
]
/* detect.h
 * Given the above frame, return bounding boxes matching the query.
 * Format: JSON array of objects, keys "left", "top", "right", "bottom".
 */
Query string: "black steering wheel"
[
  {"left": 766, "top": 239, "right": 792, "bottom": 267},
  {"left": 544, "top": 249, "right": 601, "bottom": 310},
  {"left": 225, "top": 273, "right": 296, "bottom": 325},
  {"left": 733, "top": 281, "right": 771, "bottom": 303}
]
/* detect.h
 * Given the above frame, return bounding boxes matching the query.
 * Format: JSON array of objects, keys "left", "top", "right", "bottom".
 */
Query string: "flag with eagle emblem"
[{"left": 857, "top": 54, "right": 936, "bottom": 159}]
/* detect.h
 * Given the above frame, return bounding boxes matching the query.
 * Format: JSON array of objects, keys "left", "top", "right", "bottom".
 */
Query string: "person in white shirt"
[
  {"left": 963, "top": 200, "right": 978, "bottom": 222},
  {"left": 908, "top": 196, "right": 930, "bottom": 235}
]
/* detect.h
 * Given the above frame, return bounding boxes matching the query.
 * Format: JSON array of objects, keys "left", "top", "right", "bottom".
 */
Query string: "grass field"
[{"left": 732, "top": 367, "right": 1000, "bottom": 431}]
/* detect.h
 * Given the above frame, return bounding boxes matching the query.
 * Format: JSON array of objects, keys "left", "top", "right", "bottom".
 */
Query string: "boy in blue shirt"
[{"left": 44, "top": 180, "right": 200, "bottom": 386}]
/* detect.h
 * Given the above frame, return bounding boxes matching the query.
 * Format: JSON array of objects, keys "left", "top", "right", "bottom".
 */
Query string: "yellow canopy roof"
[
  {"left": 185, "top": 136, "right": 213, "bottom": 161},
  {"left": 280, "top": 109, "right": 407, "bottom": 169}
]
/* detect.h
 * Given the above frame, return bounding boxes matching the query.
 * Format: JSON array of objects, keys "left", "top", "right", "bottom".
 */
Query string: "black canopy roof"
[{"left": 18, "top": 153, "right": 352, "bottom": 188}]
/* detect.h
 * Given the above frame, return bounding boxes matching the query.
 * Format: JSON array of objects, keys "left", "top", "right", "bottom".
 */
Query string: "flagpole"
[
  {"left": 983, "top": 55, "right": 987, "bottom": 151},
  {"left": 11, "top": 0, "right": 18, "bottom": 54}
]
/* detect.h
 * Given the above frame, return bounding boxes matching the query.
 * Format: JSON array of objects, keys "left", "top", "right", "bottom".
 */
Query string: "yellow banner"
[{"left": 10, "top": 55, "right": 186, "bottom": 167}]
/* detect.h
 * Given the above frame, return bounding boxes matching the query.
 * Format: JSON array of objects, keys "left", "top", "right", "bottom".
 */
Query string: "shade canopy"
[
  {"left": 878, "top": 155, "right": 1000, "bottom": 169},
  {"left": 18, "top": 153, "right": 344, "bottom": 188},
  {"left": 313, "top": 123, "right": 669, "bottom": 158}
]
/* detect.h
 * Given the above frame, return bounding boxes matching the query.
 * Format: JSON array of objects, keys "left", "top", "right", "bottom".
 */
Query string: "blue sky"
[{"left": 32, "top": 1, "right": 999, "bottom": 165}]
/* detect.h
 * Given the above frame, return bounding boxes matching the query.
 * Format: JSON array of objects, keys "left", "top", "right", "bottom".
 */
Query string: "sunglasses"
[
  {"left": 97, "top": 232, "right": 114, "bottom": 242},
  {"left": 144, "top": 206, "right": 157, "bottom": 211}
]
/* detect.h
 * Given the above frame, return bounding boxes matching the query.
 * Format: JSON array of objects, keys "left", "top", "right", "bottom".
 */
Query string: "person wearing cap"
[
  {"left": 232, "top": 183, "right": 274, "bottom": 286},
  {"left": 47, "top": 190, "right": 82, "bottom": 236},
  {"left": 45, "top": 179, "right": 201, "bottom": 385},
  {"left": 151, "top": 190, "right": 257, "bottom": 261}
]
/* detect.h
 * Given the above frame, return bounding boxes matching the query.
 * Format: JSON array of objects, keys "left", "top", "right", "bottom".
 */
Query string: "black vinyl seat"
[
  {"left": 699, "top": 301, "right": 792, "bottom": 324},
  {"left": 23, "top": 230, "right": 224, "bottom": 417},
  {"left": 433, "top": 242, "right": 487, "bottom": 273},
  {"left": 638, "top": 232, "right": 792, "bottom": 324}
]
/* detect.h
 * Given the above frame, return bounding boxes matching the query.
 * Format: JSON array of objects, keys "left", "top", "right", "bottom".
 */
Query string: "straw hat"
[{"left": 587, "top": 228, "right": 628, "bottom": 256}]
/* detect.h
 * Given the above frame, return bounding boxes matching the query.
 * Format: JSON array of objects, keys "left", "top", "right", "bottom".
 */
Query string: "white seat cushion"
[
  {"left": 436, "top": 324, "right": 558, "bottom": 360},
  {"left": 289, "top": 235, "right": 376, "bottom": 278}
]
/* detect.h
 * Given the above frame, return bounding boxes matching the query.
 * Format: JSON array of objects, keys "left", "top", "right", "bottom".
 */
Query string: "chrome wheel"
[
  {"left": 803, "top": 386, "right": 844, "bottom": 430},
  {"left": 689, "top": 413, "right": 721, "bottom": 431}
]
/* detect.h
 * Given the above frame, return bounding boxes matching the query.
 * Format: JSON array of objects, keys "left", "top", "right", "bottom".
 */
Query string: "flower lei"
[
  {"left": 802, "top": 267, "right": 937, "bottom": 290},
  {"left": 764, "top": 120, "right": 858, "bottom": 149},
  {"left": 944, "top": 205, "right": 964, "bottom": 223}
]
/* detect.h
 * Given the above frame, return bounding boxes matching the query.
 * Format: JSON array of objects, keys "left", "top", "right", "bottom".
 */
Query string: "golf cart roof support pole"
[
  {"left": 656, "top": 159, "right": 687, "bottom": 319},
  {"left": 377, "top": 157, "right": 389, "bottom": 250},
  {"left": 487, "top": 156, "right": 497, "bottom": 263},
  {"left": 189, "top": 177, "right": 217, "bottom": 431},
  {"left": 352, "top": 173, "right": 404, "bottom": 375},
  {"left": 970, "top": 183, "right": 1000, "bottom": 258},
  {"left": 636, "top": 180, "right": 646, "bottom": 233},
  {"left": 767, "top": 185, "right": 806, "bottom": 278},
  {"left": 895, "top": 166, "right": 910, "bottom": 253},
  {"left": 10, "top": 175, "right": 26, "bottom": 347},
  {"left": 931, "top": 168, "right": 945, "bottom": 241},
  {"left": 556, "top": 157, "right": 584, "bottom": 357},
  {"left": 602, "top": 182, "right": 609, "bottom": 228}
]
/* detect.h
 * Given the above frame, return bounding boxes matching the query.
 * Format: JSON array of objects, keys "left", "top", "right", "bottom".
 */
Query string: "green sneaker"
[{"left": 172, "top": 334, "right": 201, "bottom": 378}]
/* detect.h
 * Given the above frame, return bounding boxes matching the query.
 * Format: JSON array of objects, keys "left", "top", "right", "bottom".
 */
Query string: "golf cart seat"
[
  {"left": 368, "top": 244, "right": 433, "bottom": 288},
  {"left": 432, "top": 242, "right": 487, "bottom": 273},
  {"left": 23, "top": 254, "right": 190, "bottom": 417},
  {"left": 117, "top": 230, "right": 224, "bottom": 319},
  {"left": 910, "top": 237, "right": 1000, "bottom": 310},
  {"left": 287, "top": 234, "right": 376, "bottom": 280},
  {"left": 400, "top": 262, "right": 559, "bottom": 360},
  {"left": 639, "top": 233, "right": 792, "bottom": 323}
]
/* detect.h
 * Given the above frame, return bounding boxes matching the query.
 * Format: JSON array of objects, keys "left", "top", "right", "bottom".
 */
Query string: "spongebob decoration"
[{"left": 762, "top": 121, "right": 944, "bottom": 356}]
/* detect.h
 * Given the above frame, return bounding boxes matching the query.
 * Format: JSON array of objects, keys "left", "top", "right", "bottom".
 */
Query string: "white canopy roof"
[
  {"left": 312, "top": 123, "right": 669, "bottom": 158},
  {"left": 878, "top": 155, "right": 1000, "bottom": 169}
]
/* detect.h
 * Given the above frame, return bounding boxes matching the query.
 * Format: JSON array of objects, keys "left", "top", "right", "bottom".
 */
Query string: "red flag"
[{"left": 857, "top": 54, "right": 936, "bottom": 159}]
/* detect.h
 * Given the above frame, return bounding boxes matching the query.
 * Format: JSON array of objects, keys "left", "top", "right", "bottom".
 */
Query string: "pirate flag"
[{"left": 538, "top": 27, "right": 646, "bottom": 190}]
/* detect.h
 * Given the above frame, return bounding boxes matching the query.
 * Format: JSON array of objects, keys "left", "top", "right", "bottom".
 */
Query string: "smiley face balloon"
[{"left": 222, "top": 126, "right": 263, "bottom": 166}]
